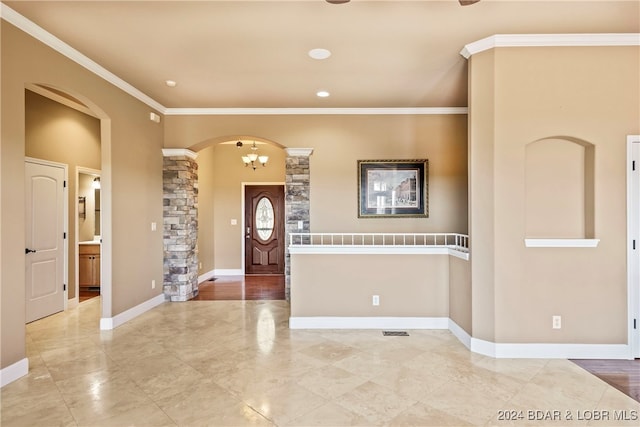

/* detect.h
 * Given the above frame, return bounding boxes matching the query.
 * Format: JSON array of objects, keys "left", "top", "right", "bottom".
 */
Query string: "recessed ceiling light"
[
  {"left": 165, "top": 80, "right": 177, "bottom": 87},
  {"left": 316, "top": 90, "right": 330, "bottom": 98},
  {"left": 308, "top": 48, "right": 331, "bottom": 60}
]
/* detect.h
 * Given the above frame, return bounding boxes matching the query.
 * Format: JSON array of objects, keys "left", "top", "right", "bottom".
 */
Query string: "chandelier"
[{"left": 236, "top": 141, "right": 268, "bottom": 170}]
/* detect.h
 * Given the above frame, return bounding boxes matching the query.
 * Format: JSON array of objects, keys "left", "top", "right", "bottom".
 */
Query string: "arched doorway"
[{"left": 24, "top": 83, "right": 113, "bottom": 323}]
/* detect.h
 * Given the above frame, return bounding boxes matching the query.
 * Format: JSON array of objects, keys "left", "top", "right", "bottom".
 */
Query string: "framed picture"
[{"left": 358, "top": 159, "right": 428, "bottom": 218}]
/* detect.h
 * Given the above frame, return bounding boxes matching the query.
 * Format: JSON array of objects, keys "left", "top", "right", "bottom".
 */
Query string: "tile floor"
[{"left": 2, "top": 298, "right": 639, "bottom": 426}]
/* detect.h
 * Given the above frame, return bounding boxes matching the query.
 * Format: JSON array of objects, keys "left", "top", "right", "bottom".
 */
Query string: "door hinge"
[
  {"left": 633, "top": 160, "right": 636, "bottom": 171},
  {"left": 634, "top": 318, "right": 637, "bottom": 329},
  {"left": 63, "top": 232, "right": 67, "bottom": 239},
  {"left": 64, "top": 180, "right": 67, "bottom": 188},
  {"left": 634, "top": 239, "right": 637, "bottom": 250},
  {"left": 64, "top": 283, "right": 67, "bottom": 291}
]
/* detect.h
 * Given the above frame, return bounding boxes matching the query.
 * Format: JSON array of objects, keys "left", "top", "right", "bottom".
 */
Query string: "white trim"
[
  {"left": 0, "top": 358, "right": 29, "bottom": 388},
  {"left": 162, "top": 148, "right": 198, "bottom": 160},
  {"left": 470, "top": 338, "right": 631, "bottom": 359},
  {"left": 198, "top": 269, "right": 216, "bottom": 283},
  {"left": 0, "top": 3, "right": 165, "bottom": 113},
  {"left": 100, "top": 293, "right": 165, "bottom": 330},
  {"left": 26, "top": 83, "right": 98, "bottom": 118},
  {"left": 627, "top": 135, "right": 640, "bottom": 358},
  {"left": 289, "top": 316, "right": 449, "bottom": 330},
  {"left": 448, "top": 319, "right": 472, "bottom": 350},
  {"left": 524, "top": 239, "right": 600, "bottom": 248},
  {"left": 285, "top": 148, "right": 314, "bottom": 157},
  {"left": 164, "top": 107, "right": 469, "bottom": 116},
  {"left": 461, "top": 33, "right": 640, "bottom": 59},
  {"left": 76, "top": 167, "right": 101, "bottom": 313},
  {"left": 289, "top": 246, "right": 468, "bottom": 261},
  {"left": 288, "top": 316, "right": 631, "bottom": 359},
  {"left": 213, "top": 269, "right": 243, "bottom": 276}
]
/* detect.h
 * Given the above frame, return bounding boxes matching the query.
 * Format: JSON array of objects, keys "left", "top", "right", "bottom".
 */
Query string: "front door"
[
  {"left": 25, "top": 160, "right": 66, "bottom": 322},
  {"left": 245, "top": 185, "right": 284, "bottom": 275}
]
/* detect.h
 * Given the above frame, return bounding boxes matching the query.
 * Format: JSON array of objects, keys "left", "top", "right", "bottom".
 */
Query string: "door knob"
[{"left": 25, "top": 248, "right": 37, "bottom": 254}]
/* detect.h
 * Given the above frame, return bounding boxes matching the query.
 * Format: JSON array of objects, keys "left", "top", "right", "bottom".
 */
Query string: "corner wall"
[
  {"left": 468, "top": 45, "right": 640, "bottom": 345},
  {"left": 1, "top": 21, "right": 164, "bottom": 373}
]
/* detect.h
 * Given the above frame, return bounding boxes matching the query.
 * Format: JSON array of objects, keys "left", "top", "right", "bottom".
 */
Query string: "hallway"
[{"left": 2, "top": 297, "right": 639, "bottom": 426}]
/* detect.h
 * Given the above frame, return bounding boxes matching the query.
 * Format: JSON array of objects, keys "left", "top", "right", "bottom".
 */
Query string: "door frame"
[
  {"left": 75, "top": 166, "right": 101, "bottom": 308},
  {"left": 241, "top": 182, "right": 285, "bottom": 275},
  {"left": 25, "top": 157, "right": 69, "bottom": 313},
  {"left": 628, "top": 135, "right": 640, "bottom": 358}
]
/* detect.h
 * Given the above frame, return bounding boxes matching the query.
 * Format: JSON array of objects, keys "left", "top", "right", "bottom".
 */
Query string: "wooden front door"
[{"left": 245, "top": 185, "right": 284, "bottom": 275}]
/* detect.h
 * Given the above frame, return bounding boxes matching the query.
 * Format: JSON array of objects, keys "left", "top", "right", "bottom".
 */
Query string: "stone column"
[
  {"left": 284, "top": 148, "right": 314, "bottom": 300},
  {"left": 162, "top": 149, "right": 199, "bottom": 301}
]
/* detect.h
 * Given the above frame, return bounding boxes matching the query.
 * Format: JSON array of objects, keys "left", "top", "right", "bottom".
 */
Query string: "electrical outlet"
[
  {"left": 151, "top": 222, "right": 157, "bottom": 231},
  {"left": 372, "top": 295, "right": 380, "bottom": 306},
  {"left": 151, "top": 279, "right": 156, "bottom": 289},
  {"left": 199, "top": 262, "right": 203, "bottom": 269},
  {"left": 552, "top": 315, "right": 561, "bottom": 329}
]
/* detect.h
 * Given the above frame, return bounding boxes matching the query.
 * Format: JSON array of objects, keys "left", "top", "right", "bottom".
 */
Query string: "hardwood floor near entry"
[
  {"left": 193, "top": 275, "right": 285, "bottom": 300},
  {"left": 571, "top": 359, "right": 640, "bottom": 403}
]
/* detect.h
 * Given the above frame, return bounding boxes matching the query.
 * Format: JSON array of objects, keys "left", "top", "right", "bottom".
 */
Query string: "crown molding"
[
  {"left": 285, "top": 148, "right": 314, "bottom": 157},
  {"left": 461, "top": 33, "right": 640, "bottom": 59},
  {"left": 164, "top": 107, "right": 468, "bottom": 116},
  {"left": 1, "top": 3, "right": 165, "bottom": 113},
  {"left": 162, "top": 149, "right": 198, "bottom": 160}
]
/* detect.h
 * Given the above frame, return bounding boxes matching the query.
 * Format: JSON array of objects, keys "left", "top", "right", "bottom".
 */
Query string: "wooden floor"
[
  {"left": 192, "top": 275, "right": 285, "bottom": 300},
  {"left": 571, "top": 359, "right": 640, "bottom": 402},
  {"left": 79, "top": 289, "right": 100, "bottom": 302}
]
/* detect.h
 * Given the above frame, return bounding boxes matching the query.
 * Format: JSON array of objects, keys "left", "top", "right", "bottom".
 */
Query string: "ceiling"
[{"left": 3, "top": 0, "right": 639, "bottom": 109}]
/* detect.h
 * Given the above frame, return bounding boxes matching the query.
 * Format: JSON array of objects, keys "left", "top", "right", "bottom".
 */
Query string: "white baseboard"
[
  {"left": 198, "top": 270, "right": 216, "bottom": 283},
  {"left": 289, "top": 316, "right": 631, "bottom": 359},
  {"left": 214, "top": 269, "right": 243, "bottom": 276},
  {"left": 100, "top": 293, "right": 165, "bottom": 330},
  {"left": 470, "top": 338, "right": 632, "bottom": 359},
  {"left": 289, "top": 316, "right": 449, "bottom": 330},
  {"left": 0, "top": 358, "right": 29, "bottom": 388},
  {"left": 448, "top": 319, "right": 471, "bottom": 349}
]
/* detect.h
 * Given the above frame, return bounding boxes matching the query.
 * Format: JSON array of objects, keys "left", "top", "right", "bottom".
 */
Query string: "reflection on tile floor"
[{"left": 2, "top": 298, "right": 639, "bottom": 426}]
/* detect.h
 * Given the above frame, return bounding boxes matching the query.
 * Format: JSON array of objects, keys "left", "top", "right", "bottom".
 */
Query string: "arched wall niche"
[{"left": 524, "top": 136, "right": 595, "bottom": 239}]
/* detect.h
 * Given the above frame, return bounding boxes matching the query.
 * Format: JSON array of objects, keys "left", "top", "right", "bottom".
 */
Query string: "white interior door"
[{"left": 25, "top": 160, "right": 66, "bottom": 323}]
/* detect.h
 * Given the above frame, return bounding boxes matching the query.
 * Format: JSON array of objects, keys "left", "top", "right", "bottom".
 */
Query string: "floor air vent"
[{"left": 382, "top": 331, "right": 409, "bottom": 336}]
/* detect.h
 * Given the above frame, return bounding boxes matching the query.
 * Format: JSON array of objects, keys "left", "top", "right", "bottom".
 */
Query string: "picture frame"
[{"left": 357, "top": 159, "right": 428, "bottom": 218}]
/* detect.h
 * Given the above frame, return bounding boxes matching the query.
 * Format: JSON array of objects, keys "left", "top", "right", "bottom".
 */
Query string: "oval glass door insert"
[{"left": 256, "top": 197, "right": 275, "bottom": 240}]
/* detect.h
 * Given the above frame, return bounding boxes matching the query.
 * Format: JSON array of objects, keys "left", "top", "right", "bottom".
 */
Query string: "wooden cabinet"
[{"left": 79, "top": 244, "right": 100, "bottom": 289}]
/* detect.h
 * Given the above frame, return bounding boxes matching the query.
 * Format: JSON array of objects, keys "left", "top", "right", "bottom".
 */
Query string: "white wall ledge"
[
  {"left": 289, "top": 246, "right": 469, "bottom": 260},
  {"left": 524, "top": 239, "right": 600, "bottom": 248}
]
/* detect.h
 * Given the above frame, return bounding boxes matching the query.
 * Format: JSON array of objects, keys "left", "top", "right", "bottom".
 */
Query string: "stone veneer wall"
[
  {"left": 163, "top": 150, "right": 199, "bottom": 301},
  {"left": 284, "top": 148, "right": 313, "bottom": 300}
]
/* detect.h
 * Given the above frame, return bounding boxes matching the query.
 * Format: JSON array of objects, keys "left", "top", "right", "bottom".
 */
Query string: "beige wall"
[
  {"left": 449, "top": 256, "right": 471, "bottom": 335},
  {"left": 1, "top": 22, "right": 164, "bottom": 370},
  {"left": 291, "top": 253, "right": 449, "bottom": 318},
  {"left": 169, "top": 115, "right": 469, "bottom": 261},
  {"left": 468, "top": 49, "right": 496, "bottom": 342},
  {"left": 25, "top": 90, "right": 101, "bottom": 300},
  {"left": 469, "top": 45, "right": 640, "bottom": 344}
]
